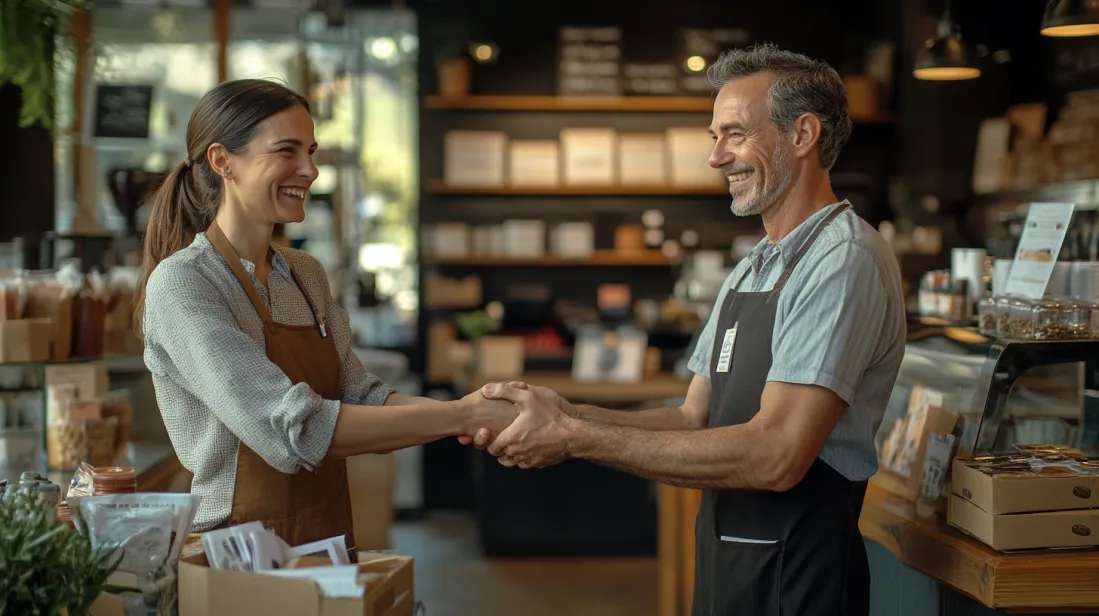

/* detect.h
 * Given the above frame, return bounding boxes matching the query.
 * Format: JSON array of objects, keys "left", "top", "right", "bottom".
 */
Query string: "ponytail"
[{"left": 132, "top": 160, "right": 215, "bottom": 339}]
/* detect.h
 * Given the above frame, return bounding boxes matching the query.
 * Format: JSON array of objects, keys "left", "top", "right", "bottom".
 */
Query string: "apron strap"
[
  {"left": 207, "top": 222, "right": 274, "bottom": 326},
  {"left": 281, "top": 249, "right": 329, "bottom": 338},
  {"left": 207, "top": 223, "right": 329, "bottom": 337},
  {"left": 767, "top": 201, "right": 852, "bottom": 302}
]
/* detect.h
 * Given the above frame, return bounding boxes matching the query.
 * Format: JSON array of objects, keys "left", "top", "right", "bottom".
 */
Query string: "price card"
[
  {"left": 1003, "top": 202, "right": 1075, "bottom": 299},
  {"left": 918, "top": 432, "right": 957, "bottom": 502}
]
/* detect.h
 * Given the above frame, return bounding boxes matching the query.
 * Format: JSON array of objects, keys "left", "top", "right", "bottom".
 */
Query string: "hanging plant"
[{"left": 0, "top": 0, "right": 83, "bottom": 130}]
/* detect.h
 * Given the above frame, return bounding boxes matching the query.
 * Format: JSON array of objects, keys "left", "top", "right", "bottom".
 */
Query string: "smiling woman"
[{"left": 130, "top": 79, "right": 518, "bottom": 547}]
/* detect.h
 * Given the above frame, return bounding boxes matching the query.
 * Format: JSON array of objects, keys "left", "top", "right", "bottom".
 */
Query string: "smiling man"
[{"left": 472, "top": 44, "right": 905, "bottom": 615}]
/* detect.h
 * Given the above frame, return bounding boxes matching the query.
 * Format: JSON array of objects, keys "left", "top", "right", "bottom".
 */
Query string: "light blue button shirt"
[{"left": 687, "top": 201, "right": 907, "bottom": 481}]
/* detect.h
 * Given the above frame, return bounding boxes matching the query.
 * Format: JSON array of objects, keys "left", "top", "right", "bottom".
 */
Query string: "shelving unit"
[
  {"left": 424, "top": 95, "right": 897, "bottom": 123},
  {"left": 424, "top": 179, "right": 728, "bottom": 196},
  {"left": 423, "top": 250, "right": 675, "bottom": 267}
]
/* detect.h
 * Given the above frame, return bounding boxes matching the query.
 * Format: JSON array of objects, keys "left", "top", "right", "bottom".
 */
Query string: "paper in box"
[{"left": 178, "top": 551, "right": 414, "bottom": 616}]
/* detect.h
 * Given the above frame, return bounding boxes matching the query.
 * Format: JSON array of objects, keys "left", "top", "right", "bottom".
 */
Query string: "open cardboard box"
[{"left": 177, "top": 552, "right": 414, "bottom": 616}]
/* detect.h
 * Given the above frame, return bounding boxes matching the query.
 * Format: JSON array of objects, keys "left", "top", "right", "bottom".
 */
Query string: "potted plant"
[
  {"left": 431, "top": 21, "right": 472, "bottom": 98},
  {"left": 0, "top": 0, "right": 84, "bottom": 130},
  {"left": 0, "top": 489, "right": 121, "bottom": 616}
]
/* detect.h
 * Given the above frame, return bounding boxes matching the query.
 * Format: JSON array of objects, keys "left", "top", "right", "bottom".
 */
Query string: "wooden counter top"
[
  {"left": 859, "top": 476, "right": 1099, "bottom": 613},
  {"left": 466, "top": 372, "right": 690, "bottom": 405}
]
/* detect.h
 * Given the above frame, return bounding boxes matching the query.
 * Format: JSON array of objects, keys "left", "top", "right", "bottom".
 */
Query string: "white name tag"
[{"left": 715, "top": 324, "right": 737, "bottom": 373}]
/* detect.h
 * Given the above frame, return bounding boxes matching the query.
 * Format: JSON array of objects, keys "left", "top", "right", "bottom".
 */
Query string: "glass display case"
[{"left": 876, "top": 335, "right": 1093, "bottom": 480}]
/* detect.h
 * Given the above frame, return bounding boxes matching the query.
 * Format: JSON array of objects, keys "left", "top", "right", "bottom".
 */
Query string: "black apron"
[{"left": 691, "top": 202, "right": 870, "bottom": 616}]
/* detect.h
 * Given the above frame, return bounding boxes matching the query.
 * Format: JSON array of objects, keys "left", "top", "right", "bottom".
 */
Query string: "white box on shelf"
[
  {"left": 501, "top": 220, "right": 546, "bottom": 258},
  {"left": 666, "top": 127, "right": 724, "bottom": 188},
  {"left": 509, "top": 140, "right": 559, "bottom": 187},
  {"left": 423, "top": 223, "right": 470, "bottom": 259},
  {"left": 444, "top": 130, "right": 508, "bottom": 187},
  {"left": 618, "top": 133, "right": 667, "bottom": 186},
  {"left": 560, "top": 127, "right": 617, "bottom": 186},
  {"left": 551, "top": 223, "right": 595, "bottom": 258}
]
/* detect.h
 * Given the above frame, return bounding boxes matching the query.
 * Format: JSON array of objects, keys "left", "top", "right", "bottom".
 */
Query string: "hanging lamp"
[
  {"left": 913, "top": 1, "right": 980, "bottom": 81},
  {"left": 1041, "top": 0, "right": 1099, "bottom": 37}
]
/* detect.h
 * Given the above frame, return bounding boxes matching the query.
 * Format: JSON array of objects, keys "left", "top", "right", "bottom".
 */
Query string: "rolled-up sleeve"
[
  {"left": 768, "top": 240, "right": 888, "bottom": 404},
  {"left": 143, "top": 262, "right": 339, "bottom": 472}
]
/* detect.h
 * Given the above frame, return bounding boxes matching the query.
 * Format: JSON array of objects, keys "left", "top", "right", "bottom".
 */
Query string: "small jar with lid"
[
  {"left": 91, "top": 466, "right": 136, "bottom": 495},
  {"left": 1028, "top": 298, "right": 1070, "bottom": 340},
  {"left": 1058, "top": 299, "right": 1093, "bottom": 339},
  {"left": 1000, "top": 297, "right": 1034, "bottom": 339}
]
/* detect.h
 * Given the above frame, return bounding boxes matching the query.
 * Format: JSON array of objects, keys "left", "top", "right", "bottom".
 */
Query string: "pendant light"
[
  {"left": 913, "top": 0, "right": 980, "bottom": 81},
  {"left": 1042, "top": 0, "right": 1099, "bottom": 37}
]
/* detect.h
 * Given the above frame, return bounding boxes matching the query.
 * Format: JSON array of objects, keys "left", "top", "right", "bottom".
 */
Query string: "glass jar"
[
  {"left": 91, "top": 466, "right": 136, "bottom": 495},
  {"left": 1059, "top": 300, "right": 1093, "bottom": 339},
  {"left": 1000, "top": 297, "right": 1033, "bottom": 339},
  {"left": 977, "top": 297, "right": 998, "bottom": 335},
  {"left": 1029, "top": 299, "right": 1069, "bottom": 340}
]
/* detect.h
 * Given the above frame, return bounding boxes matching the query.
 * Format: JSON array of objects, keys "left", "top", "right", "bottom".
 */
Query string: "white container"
[
  {"left": 950, "top": 248, "right": 988, "bottom": 304},
  {"left": 502, "top": 220, "right": 546, "bottom": 258},
  {"left": 551, "top": 223, "right": 595, "bottom": 258}
]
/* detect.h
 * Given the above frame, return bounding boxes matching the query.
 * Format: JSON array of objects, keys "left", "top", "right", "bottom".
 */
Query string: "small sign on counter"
[{"left": 1003, "top": 202, "right": 1075, "bottom": 299}]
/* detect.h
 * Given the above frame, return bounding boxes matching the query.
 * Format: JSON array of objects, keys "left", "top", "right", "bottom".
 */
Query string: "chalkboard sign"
[
  {"left": 93, "top": 85, "right": 153, "bottom": 139},
  {"left": 678, "top": 28, "right": 751, "bottom": 94},
  {"left": 622, "top": 63, "right": 679, "bottom": 96},
  {"left": 558, "top": 26, "right": 622, "bottom": 96}
]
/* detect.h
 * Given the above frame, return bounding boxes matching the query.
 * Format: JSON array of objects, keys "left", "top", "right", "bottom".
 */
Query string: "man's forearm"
[
  {"left": 567, "top": 420, "right": 785, "bottom": 491},
  {"left": 572, "top": 404, "right": 699, "bottom": 431}
]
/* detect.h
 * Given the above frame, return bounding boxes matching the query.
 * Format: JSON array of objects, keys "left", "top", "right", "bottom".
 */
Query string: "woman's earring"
[{"left": 222, "top": 169, "right": 230, "bottom": 179}]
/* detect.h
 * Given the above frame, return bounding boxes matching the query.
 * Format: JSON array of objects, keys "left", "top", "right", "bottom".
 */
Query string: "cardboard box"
[
  {"left": 347, "top": 453, "right": 395, "bottom": 551},
  {"left": 0, "top": 318, "right": 52, "bottom": 362},
  {"left": 952, "top": 458, "right": 1099, "bottom": 514},
  {"left": 948, "top": 494, "right": 1099, "bottom": 551},
  {"left": 178, "top": 552, "right": 414, "bottom": 616}
]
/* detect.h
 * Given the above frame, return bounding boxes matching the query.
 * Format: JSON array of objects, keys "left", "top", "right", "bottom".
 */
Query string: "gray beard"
[{"left": 730, "top": 140, "right": 793, "bottom": 217}]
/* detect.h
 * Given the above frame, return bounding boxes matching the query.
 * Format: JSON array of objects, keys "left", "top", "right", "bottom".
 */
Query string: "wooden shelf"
[
  {"left": 425, "top": 179, "right": 727, "bottom": 196},
  {"left": 424, "top": 95, "right": 715, "bottom": 112},
  {"left": 424, "top": 95, "right": 896, "bottom": 123},
  {"left": 423, "top": 250, "right": 674, "bottom": 267}
]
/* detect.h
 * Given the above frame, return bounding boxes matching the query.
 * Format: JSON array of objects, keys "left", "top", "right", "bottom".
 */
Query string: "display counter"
[
  {"left": 658, "top": 333, "right": 1099, "bottom": 616},
  {"left": 658, "top": 476, "right": 1099, "bottom": 616}
]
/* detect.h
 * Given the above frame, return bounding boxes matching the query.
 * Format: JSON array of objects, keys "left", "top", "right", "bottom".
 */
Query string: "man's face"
[{"left": 707, "top": 72, "right": 793, "bottom": 217}]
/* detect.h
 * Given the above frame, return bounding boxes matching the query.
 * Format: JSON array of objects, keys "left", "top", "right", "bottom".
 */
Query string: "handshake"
[{"left": 456, "top": 381, "right": 580, "bottom": 469}]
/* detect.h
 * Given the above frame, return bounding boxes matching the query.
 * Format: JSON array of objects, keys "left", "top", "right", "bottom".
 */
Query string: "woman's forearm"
[
  {"left": 327, "top": 392, "right": 518, "bottom": 458},
  {"left": 328, "top": 397, "right": 464, "bottom": 458}
]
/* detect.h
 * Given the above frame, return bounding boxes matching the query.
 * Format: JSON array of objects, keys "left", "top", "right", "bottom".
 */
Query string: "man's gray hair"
[{"left": 707, "top": 43, "right": 852, "bottom": 170}]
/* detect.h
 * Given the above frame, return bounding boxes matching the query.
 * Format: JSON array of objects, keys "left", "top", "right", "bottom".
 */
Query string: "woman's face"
[{"left": 219, "top": 105, "right": 319, "bottom": 225}]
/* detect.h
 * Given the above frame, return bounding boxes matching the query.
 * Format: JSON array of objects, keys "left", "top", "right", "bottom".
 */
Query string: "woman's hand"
[{"left": 456, "top": 389, "right": 518, "bottom": 444}]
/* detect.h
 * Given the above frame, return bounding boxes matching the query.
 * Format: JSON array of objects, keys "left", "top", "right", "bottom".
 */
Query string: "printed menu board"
[{"left": 1003, "top": 202, "right": 1075, "bottom": 299}]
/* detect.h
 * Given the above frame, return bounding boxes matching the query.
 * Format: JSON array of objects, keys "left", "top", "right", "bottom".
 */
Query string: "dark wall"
[{"left": 0, "top": 84, "right": 55, "bottom": 262}]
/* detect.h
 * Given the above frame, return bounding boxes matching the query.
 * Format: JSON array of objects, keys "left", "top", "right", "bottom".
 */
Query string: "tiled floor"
[{"left": 391, "top": 512, "right": 659, "bottom": 616}]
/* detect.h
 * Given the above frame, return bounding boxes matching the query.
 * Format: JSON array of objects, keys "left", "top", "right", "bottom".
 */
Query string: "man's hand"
[
  {"left": 458, "top": 382, "right": 576, "bottom": 448},
  {"left": 481, "top": 382, "right": 577, "bottom": 469}
]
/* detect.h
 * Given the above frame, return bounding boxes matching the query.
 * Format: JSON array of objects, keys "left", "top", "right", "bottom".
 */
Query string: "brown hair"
[{"left": 132, "top": 79, "right": 309, "bottom": 338}]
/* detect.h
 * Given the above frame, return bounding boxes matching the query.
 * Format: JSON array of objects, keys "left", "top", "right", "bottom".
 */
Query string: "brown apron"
[{"left": 204, "top": 221, "right": 355, "bottom": 548}]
